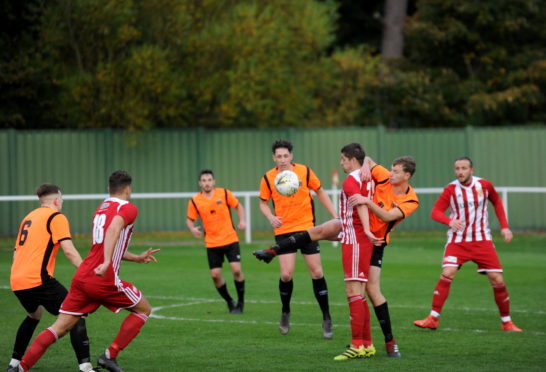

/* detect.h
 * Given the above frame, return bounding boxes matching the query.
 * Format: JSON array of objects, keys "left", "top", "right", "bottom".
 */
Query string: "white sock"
[
  {"left": 79, "top": 362, "right": 94, "bottom": 372},
  {"left": 501, "top": 316, "right": 512, "bottom": 323},
  {"left": 9, "top": 359, "right": 20, "bottom": 367},
  {"left": 430, "top": 310, "right": 440, "bottom": 318}
]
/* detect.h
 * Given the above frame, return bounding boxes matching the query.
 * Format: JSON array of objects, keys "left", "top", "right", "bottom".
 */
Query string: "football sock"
[
  {"left": 279, "top": 279, "right": 293, "bottom": 313},
  {"left": 492, "top": 283, "right": 511, "bottom": 318},
  {"left": 107, "top": 313, "right": 148, "bottom": 359},
  {"left": 373, "top": 302, "right": 394, "bottom": 343},
  {"left": 234, "top": 280, "right": 245, "bottom": 304},
  {"left": 361, "top": 297, "right": 372, "bottom": 347},
  {"left": 20, "top": 327, "right": 58, "bottom": 371},
  {"left": 312, "top": 277, "right": 331, "bottom": 320},
  {"left": 348, "top": 295, "right": 365, "bottom": 347},
  {"left": 12, "top": 316, "right": 40, "bottom": 360},
  {"left": 69, "top": 317, "right": 91, "bottom": 363},
  {"left": 216, "top": 282, "right": 234, "bottom": 303},
  {"left": 431, "top": 275, "right": 453, "bottom": 315}
]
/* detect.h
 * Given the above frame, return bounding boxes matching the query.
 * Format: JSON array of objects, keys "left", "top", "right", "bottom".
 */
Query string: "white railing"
[{"left": 1, "top": 187, "right": 545, "bottom": 242}]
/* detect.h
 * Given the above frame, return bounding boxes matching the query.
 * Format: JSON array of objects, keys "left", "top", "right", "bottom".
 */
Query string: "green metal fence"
[{"left": 1, "top": 126, "right": 545, "bottom": 236}]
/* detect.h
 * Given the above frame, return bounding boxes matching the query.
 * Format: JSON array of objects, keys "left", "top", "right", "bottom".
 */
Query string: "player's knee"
[{"left": 280, "top": 272, "right": 293, "bottom": 282}]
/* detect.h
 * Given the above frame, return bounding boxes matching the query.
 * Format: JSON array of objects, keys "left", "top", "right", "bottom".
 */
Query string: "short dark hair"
[
  {"left": 455, "top": 156, "right": 473, "bottom": 168},
  {"left": 109, "top": 170, "right": 132, "bottom": 194},
  {"left": 341, "top": 143, "right": 366, "bottom": 165},
  {"left": 199, "top": 169, "right": 214, "bottom": 180},
  {"left": 392, "top": 156, "right": 416, "bottom": 177},
  {"left": 36, "top": 184, "right": 61, "bottom": 198},
  {"left": 272, "top": 139, "right": 293, "bottom": 154}
]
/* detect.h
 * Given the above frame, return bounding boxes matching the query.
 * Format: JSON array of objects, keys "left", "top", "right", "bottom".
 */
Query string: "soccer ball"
[{"left": 274, "top": 170, "right": 300, "bottom": 196}]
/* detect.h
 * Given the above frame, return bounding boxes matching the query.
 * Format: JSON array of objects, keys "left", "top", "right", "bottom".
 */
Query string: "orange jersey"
[
  {"left": 370, "top": 165, "right": 419, "bottom": 244},
  {"left": 260, "top": 163, "right": 322, "bottom": 235},
  {"left": 187, "top": 188, "right": 240, "bottom": 248},
  {"left": 11, "top": 207, "right": 71, "bottom": 291}
]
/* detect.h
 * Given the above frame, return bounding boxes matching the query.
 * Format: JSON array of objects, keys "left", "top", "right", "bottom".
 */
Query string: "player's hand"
[
  {"left": 348, "top": 194, "right": 370, "bottom": 208},
  {"left": 448, "top": 219, "right": 465, "bottom": 232},
  {"left": 138, "top": 248, "right": 161, "bottom": 264},
  {"left": 191, "top": 226, "right": 203, "bottom": 238},
  {"left": 94, "top": 262, "right": 110, "bottom": 276},
  {"left": 501, "top": 228, "right": 513, "bottom": 243},
  {"left": 360, "top": 163, "right": 371, "bottom": 182},
  {"left": 238, "top": 220, "right": 247, "bottom": 231},
  {"left": 366, "top": 231, "right": 385, "bottom": 246},
  {"left": 269, "top": 216, "right": 282, "bottom": 229}
]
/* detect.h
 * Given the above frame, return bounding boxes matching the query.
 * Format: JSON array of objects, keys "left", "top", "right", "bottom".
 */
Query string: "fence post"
[{"left": 244, "top": 194, "right": 252, "bottom": 243}]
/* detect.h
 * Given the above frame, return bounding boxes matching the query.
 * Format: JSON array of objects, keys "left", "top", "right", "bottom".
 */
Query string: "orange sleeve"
[
  {"left": 226, "top": 189, "right": 239, "bottom": 208},
  {"left": 187, "top": 198, "right": 199, "bottom": 221},
  {"left": 259, "top": 175, "right": 272, "bottom": 201},
  {"left": 371, "top": 164, "right": 390, "bottom": 183},
  {"left": 307, "top": 168, "right": 322, "bottom": 191},
  {"left": 397, "top": 200, "right": 419, "bottom": 219},
  {"left": 49, "top": 214, "right": 71, "bottom": 243}
]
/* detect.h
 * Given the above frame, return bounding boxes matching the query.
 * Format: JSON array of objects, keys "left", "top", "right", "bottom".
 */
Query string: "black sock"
[
  {"left": 276, "top": 231, "right": 312, "bottom": 252},
  {"left": 312, "top": 277, "right": 331, "bottom": 320},
  {"left": 216, "top": 283, "right": 233, "bottom": 303},
  {"left": 374, "top": 302, "right": 394, "bottom": 342},
  {"left": 279, "top": 279, "right": 293, "bottom": 313},
  {"left": 69, "top": 318, "right": 91, "bottom": 364},
  {"left": 234, "top": 280, "right": 245, "bottom": 304},
  {"left": 12, "top": 316, "right": 40, "bottom": 360}
]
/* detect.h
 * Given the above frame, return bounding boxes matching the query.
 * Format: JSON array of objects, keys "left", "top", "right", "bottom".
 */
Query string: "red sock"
[
  {"left": 348, "top": 295, "right": 364, "bottom": 347},
  {"left": 431, "top": 275, "right": 452, "bottom": 315},
  {"left": 108, "top": 313, "right": 148, "bottom": 358},
  {"left": 361, "top": 297, "right": 372, "bottom": 347},
  {"left": 20, "top": 328, "right": 58, "bottom": 371},
  {"left": 493, "top": 284, "right": 510, "bottom": 317}
]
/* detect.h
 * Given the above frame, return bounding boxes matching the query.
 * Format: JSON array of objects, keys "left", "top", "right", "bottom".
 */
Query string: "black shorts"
[
  {"left": 13, "top": 278, "right": 68, "bottom": 315},
  {"left": 207, "top": 242, "right": 241, "bottom": 269},
  {"left": 370, "top": 244, "right": 386, "bottom": 268},
  {"left": 275, "top": 231, "right": 320, "bottom": 256}
]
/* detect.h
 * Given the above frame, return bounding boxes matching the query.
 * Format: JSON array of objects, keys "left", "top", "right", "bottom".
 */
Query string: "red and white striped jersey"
[
  {"left": 431, "top": 176, "right": 509, "bottom": 243},
  {"left": 75, "top": 197, "right": 138, "bottom": 285},
  {"left": 339, "top": 169, "right": 374, "bottom": 244}
]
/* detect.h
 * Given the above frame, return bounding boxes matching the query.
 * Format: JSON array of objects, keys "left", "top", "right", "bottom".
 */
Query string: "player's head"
[
  {"left": 272, "top": 139, "right": 293, "bottom": 170},
  {"left": 109, "top": 170, "right": 132, "bottom": 197},
  {"left": 340, "top": 143, "right": 365, "bottom": 173},
  {"left": 454, "top": 156, "right": 474, "bottom": 184},
  {"left": 198, "top": 169, "right": 216, "bottom": 192},
  {"left": 36, "top": 184, "right": 63, "bottom": 211},
  {"left": 390, "top": 156, "right": 416, "bottom": 185}
]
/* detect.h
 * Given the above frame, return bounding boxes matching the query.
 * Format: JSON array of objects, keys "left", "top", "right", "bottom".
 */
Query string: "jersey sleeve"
[
  {"left": 49, "top": 213, "right": 71, "bottom": 244},
  {"left": 118, "top": 203, "right": 138, "bottom": 226},
  {"left": 259, "top": 175, "right": 272, "bottom": 201},
  {"left": 430, "top": 186, "right": 452, "bottom": 225},
  {"left": 371, "top": 164, "right": 390, "bottom": 184},
  {"left": 307, "top": 168, "right": 322, "bottom": 191},
  {"left": 226, "top": 189, "right": 239, "bottom": 208},
  {"left": 187, "top": 198, "right": 199, "bottom": 221},
  {"left": 482, "top": 180, "right": 509, "bottom": 229},
  {"left": 397, "top": 199, "right": 419, "bottom": 219}
]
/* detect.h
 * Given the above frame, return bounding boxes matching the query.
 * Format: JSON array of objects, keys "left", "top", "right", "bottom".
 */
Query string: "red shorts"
[
  {"left": 60, "top": 276, "right": 142, "bottom": 315},
  {"left": 442, "top": 240, "right": 502, "bottom": 273},
  {"left": 342, "top": 238, "right": 373, "bottom": 282}
]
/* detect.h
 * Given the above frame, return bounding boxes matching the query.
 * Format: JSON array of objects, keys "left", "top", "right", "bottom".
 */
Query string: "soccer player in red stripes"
[
  {"left": 17, "top": 170, "right": 161, "bottom": 371},
  {"left": 414, "top": 157, "right": 522, "bottom": 332}
]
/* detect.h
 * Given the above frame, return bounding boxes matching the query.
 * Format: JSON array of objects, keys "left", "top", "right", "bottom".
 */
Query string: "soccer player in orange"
[
  {"left": 259, "top": 139, "right": 338, "bottom": 338},
  {"left": 186, "top": 169, "right": 247, "bottom": 313},
  {"left": 7, "top": 184, "right": 95, "bottom": 372},
  {"left": 413, "top": 157, "right": 522, "bottom": 332},
  {"left": 17, "top": 170, "right": 159, "bottom": 372},
  {"left": 348, "top": 155, "right": 419, "bottom": 358}
]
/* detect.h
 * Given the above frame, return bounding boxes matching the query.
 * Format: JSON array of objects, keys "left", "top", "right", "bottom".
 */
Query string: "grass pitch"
[{"left": 1, "top": 231, "right": 545, "bottom": 371}]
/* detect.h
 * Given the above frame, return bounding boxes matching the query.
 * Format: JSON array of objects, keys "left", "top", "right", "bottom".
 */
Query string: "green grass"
[{"left": 1, "top": 231, "right": 545, "bottom": 371}]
